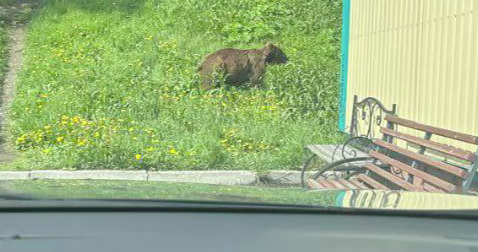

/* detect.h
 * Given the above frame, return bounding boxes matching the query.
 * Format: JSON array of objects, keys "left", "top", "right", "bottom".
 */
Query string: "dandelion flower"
[
  {"left": 17, "top": 136, "right": 26, "bottom": 143},
  {"left": 168, "top": 146, "right": 178, "bottom": 155},
  {"left": 77, "top": 139, "right": 86, "bottom": 146}
]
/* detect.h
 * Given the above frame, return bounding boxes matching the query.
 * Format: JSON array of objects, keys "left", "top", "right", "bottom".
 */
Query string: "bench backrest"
[
  {"left": 370, "top": 115, "right": 478, "bottom": 194},
  {"left": 349, "top": 95, "right": 397, "bottom": 139}
]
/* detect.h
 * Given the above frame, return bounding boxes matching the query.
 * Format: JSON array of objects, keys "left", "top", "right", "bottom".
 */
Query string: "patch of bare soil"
[{"left": 0, "top": 1, "right": 40, "bottom": 164}]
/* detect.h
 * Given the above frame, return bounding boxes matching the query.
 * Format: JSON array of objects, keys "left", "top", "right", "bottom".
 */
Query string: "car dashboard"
[{"left": 1, "top": 200, "right": 478, "bottom": 252}]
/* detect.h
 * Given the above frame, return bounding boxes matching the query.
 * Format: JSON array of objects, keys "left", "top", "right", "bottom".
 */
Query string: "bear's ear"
[{"left": 263, "top": 42, "right": 275, "bottom": 55}]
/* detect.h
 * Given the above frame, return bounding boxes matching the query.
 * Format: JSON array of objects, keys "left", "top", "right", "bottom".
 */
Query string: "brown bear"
[{"left": 197, "top": 42, "right": 288, "bottom": 90}]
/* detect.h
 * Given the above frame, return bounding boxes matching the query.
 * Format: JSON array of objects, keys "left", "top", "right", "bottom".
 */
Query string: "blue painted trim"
[
  {"left": 339, "top": 0, "right": 351, "bottom": 132},
  {"left": 335, "top": 190, "right": 346, "bottom": 207}
]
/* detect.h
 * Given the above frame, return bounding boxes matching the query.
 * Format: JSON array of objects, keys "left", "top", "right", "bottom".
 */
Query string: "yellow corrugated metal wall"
[{"left": 345, "top": 0, "right": 478, "bottom": 152}]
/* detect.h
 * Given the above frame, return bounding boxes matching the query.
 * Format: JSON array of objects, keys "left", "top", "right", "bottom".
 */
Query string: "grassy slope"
[
  {"left": 6, "top": 0, "right": 344, "bottom": 171},
  {"left": 0, "top": 9, "right": 6, "bottom": 81},
  {"left": 7, "top": 179, "right": 338, "bottom": 206}
]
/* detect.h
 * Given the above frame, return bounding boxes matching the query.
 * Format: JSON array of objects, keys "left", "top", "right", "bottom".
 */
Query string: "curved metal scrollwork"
[
  {"left": 301, "top": 154, "right": 373, "bottom": 189},
  {"left": 301, "top": 137, "right": 382, "bottom": 189},
  {"left": 301, "top": 96, "right": 397, "bottom": 189},
  {"left": 331, "top": 136, "right": 377, "bottom": 162},
  {"left": 350, "top": 96, "right": 396, "bottom": 140},
  {"left": 390, "top": 165, "right": 405, "bottom": 178}
]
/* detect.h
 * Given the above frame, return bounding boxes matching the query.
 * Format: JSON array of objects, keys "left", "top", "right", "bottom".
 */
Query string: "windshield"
[{"left": 0, "top": 0, "right": 477, "bottom": 212}]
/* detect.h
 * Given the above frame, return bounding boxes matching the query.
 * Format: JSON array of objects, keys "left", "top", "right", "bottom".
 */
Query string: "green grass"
[
  {"left": 6, "top": 179, "right": 338, "bottom": 206},
  {"left": 0, "top": 9, "right": 7, "bottom": 81},
  {"left": 6, "top": 0, "right": 344, "bottom": 171}
]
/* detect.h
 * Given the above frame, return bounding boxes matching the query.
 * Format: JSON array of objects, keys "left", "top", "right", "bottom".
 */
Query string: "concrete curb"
[
  {"left": 148, "top": 170, "right": 258, "bottom": 185},
  {"left": 0, "top": 170, "right": 347, "bottom": 186},
  {"left": 30, "top": 170, "right": 148, "bottom": 181},
  {"left": 0, "top": 170, "right": 305, "bottom": 186}
]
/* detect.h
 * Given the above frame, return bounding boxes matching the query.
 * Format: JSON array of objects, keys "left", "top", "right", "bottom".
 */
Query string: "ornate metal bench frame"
[{"left": 301, "top": 95, "right": 397, "bottom": 188}]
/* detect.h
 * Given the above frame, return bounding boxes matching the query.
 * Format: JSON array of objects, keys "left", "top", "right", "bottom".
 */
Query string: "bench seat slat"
[
  {"left": 423, "top": 183, "right": 445, "bottom": 193},
  {"left": 329, "top": 180, "right": 351, "bottom": 189},
  {"left": 309, "top": 178, "right": 371, "bottom": 190},
  {"left": 369, "top": 150, "right": 457, "bottom": 192},
  {"left": 305, "top": 144, "right": 371, "bottom": 166},
  {"left": 348, "top": 179, "right": 370, "bottom": 189},
  {"left": 364, "top": 163, "right": 423, "bottom": 191},
  {"left": 316, "top": 180, "right": 337, "bottom": 189},
  {"left": 356, "top": 174, "right": 390, "bottom": 190},
  {"left": 373, "top": 140, "right": 469, "bottom": 178},
  {"left": 384, "top": 115, "right": 478, "bottom": 145},
  {"left": 380, "top": 128, "right": 476, "bottom": 162},
  {"left": 337, "top": 179, "right": 359, "bottom": 189},
  {"left": 307, "top": 179, "right": 325, "bottom": 189}
]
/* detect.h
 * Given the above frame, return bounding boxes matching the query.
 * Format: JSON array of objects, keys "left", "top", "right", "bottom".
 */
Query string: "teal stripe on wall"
[{"left": 339, "top": 0, "right": 351, "bottom": 132}]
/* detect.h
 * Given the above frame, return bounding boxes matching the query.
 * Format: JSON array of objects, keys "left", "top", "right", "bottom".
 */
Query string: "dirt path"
[
  {"left": 0, "top": 24, "right": 25, "bottom": 163},
  {"left": 0, "top": 2, "right": 37, "bottom": 164}
]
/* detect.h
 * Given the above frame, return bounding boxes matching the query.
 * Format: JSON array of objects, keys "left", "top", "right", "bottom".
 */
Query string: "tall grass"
[
  {"left": 0, "top": 13, "right": 6, "bottom": 81},
  {"left": 7, "top": 0, "right": 343, "bottom": 171}
]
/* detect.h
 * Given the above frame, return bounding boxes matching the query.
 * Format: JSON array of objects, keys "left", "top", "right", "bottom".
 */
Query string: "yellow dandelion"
[
  {"left": 94, "top": 132, "right": 100, "bottom": 138},
  {"left": 259, "top": 142, "right": 268, "bottom": 150},
  {"left": 168, "top": 146, "right": 178, "bottom": 155},
  {"left": 72, "top": 116, "right": 80, "bottom": 123},
  {"left": 17, "top": 135, "right": 26, "bottom": 143},
  {"left": 56, "top": 136, "right": 64, "bottom": 143},
  {"left": 134, "top": 154, "right": 142, "bottom": 160},
  {"left": 81, "top": 119, "right": 88, "bottom": 126},
  {"left": 77, "top": 139, "right": 86, "bottom": 146}
]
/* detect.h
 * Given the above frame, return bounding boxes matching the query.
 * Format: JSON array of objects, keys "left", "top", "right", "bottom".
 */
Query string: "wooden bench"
[
  {"left": 307, "top": 115, "right": 478, "bottom": 195},
  {"left": 301, "top": 96, "right": 396, "bottom": 187}
]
